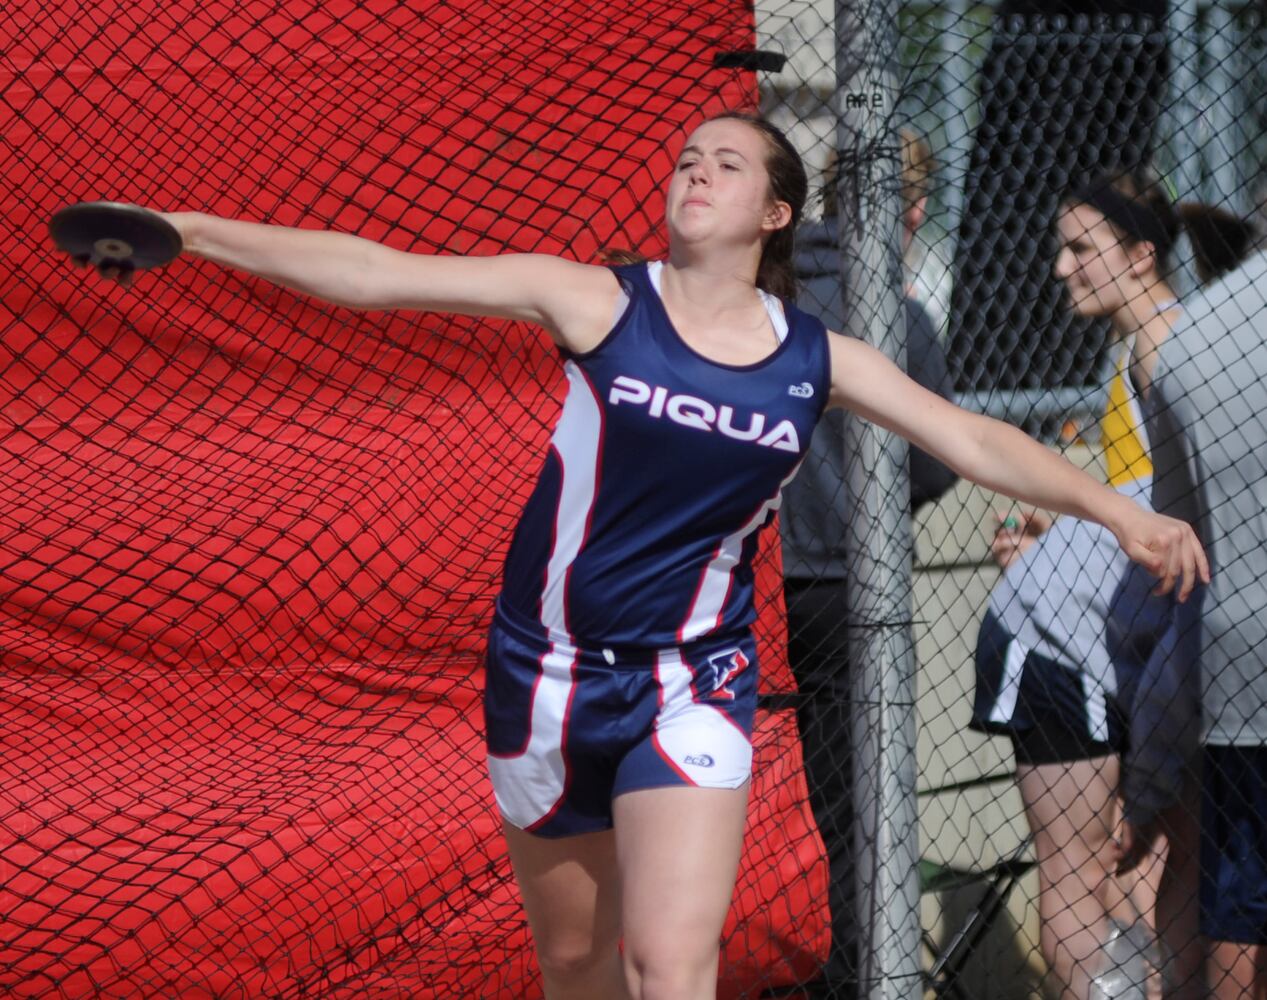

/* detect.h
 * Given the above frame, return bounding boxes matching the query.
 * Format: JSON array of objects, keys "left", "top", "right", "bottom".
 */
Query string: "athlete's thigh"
[
  {"left": 613, "top": 783, "right": 749, "bottom": 955},
  {"left": 503, "top": 822, "right": 622, "bottom": 963},
  {"left": 1017, "top": 755, "right": 1119, "bottom": 864},
  {"left": 1207, "top": 941, "right": 1267, "bottom": 1000}
]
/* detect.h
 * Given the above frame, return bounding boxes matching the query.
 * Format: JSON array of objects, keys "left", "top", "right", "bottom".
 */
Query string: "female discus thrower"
[{"left": 77, "top": 113, "right": 1208, "bottom": 1000}]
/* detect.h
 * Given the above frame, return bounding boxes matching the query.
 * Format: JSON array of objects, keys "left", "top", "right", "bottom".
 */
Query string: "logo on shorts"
[
  {"left": 706, "top": 648, "right": 750, "bottom": 702},
  {"left": 683, "top": 754, "right": 716, "bottom": 767}
]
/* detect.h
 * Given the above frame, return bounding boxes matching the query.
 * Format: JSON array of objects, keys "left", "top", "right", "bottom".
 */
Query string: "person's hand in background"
[{"left": 989, "top": 508, "right": 1052, "bottom": 570}]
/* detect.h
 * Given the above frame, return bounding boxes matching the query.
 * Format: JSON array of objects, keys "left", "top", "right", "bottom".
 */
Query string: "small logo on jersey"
[
  {"left": 706, "top": 648, "right": 750, "bottom": 701},
  {"left": 788, "top": 382, "right": 814, "bottom": 398},
  {"left": 608, "top": 376, "right": 800, "bottom": 453},
  {"left": 683, "top": 754, "right": 716, "bottom": 768}
]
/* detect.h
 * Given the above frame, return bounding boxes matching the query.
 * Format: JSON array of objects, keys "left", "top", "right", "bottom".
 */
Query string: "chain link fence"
[
  {"left": 2, "top": 0, "right": 1265, "bottom": 997},
  {"left": 764, "top": 0, "right": 1266, "bottom": 997}
]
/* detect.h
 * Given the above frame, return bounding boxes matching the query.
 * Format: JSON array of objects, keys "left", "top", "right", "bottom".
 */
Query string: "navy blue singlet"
[{"left": 497, "top": 261, "right": 831, "bottom": 649}]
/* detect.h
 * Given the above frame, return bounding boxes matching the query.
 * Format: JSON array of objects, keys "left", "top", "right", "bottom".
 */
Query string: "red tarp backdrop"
[{"left": 1, "top": 1, "right": 828, "bottom": 995}]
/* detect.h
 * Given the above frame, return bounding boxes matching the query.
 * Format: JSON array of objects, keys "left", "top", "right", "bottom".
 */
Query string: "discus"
[{"left": 49, "top": 202, "right": 182, "bottom": 275}]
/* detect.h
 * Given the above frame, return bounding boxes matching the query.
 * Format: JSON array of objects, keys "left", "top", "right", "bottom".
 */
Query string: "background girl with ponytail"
[
  {"left": 976, "top": 167, "right": 1254, "bottom": 999},
  {"left": 73, "top": 118, "right": 1207, "bottom": 1000}
]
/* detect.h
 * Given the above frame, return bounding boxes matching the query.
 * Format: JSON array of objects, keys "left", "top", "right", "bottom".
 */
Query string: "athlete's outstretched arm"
[
  {"left": 153, "top": 213, "right": 619, "bottom": 351},
  {"left": 825, "top": 332, "right": 1210, "bottom": 600}
]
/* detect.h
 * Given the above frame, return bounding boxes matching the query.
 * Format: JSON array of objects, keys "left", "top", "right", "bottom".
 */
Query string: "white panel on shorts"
[
  {"left": 651, "top": 648, "right": 752, "bottom": 788},
  {"left": 1082, "top": 672, "right": 1110, "bottom": 743},
  {"left": 487, "top": 641, "right": 578, "bottom": 829},
  {"left": 987, "top": 637, "right": 1028, "bottom": 726}
]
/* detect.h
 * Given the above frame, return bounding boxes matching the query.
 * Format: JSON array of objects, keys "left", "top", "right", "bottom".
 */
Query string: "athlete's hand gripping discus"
[{"left": 49, "top": 201, "right": 183, "bottom": 285}]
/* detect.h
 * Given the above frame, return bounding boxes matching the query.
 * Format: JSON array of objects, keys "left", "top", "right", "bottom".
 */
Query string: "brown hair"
[
  {"left": 598, "top": 248, "right": 647, "bottom": 267},
  {"left": 705, "top": 111, "right": 808, "bottom": 300},
  {"left": 1177, "top": 202, "right": 1260, "bottom": 284},
  {"left": 1069, "top": 169, "right": 1260, "bottom": 286}
]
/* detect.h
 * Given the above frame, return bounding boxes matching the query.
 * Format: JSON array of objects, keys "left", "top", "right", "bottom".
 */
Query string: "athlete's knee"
[
  {"left": 624, "top": 964, "right": 716, "bottom": 1000},
  {"left": 1039, "top": 824, "right": 1115, "bottom": 879},
  {"left": 622, "top": 937, "right": 718, "bottom": 1000},
  {"left": 535, "top": 934, "right": 619, "bottom": 985}
]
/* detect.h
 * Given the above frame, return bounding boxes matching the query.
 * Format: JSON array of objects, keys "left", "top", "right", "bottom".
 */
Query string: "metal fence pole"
[
  {"left": 834, "top": 0, "right": 922, "bottom": 995},
  {"left": 1205, "top": 1, "right": 1250, "bottom": 213},
  {"left": 934, "top": 0, "right": 983, "bottom": 269},
  {"left": 1166, "top": 0, "right": 1202, "bottom": 201},
  {"left": 1164, "top": 0, "right": 1204, "bottom": 294}
]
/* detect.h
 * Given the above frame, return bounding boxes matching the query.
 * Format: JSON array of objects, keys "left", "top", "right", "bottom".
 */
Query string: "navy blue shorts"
[
  {"left": 970, "top": 609, "right": 1127, "bottom": 766},
  {"left": 483, "top": 604, "right": 758, "bottom": 838},
  {"left": 1200, "top": 745, "right": 1267, "bottom": 944}
]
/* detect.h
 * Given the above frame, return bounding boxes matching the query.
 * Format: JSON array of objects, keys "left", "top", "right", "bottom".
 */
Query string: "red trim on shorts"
[
  {"left": 651, "top": 729, "right": 697, "bottom": 786},
  {"left": 704, "top": 700, "right": 751, "bottom": 741}
]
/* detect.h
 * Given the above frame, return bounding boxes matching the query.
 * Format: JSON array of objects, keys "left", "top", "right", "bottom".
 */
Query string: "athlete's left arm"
[{"left": 825, "top": 331, "right": 1209, "bottom": 600}]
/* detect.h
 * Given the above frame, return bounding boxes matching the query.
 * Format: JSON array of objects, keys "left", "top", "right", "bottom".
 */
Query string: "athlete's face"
[
  {"left": 1054, "top": 201, "right": 1153, "bottom": 318},
  {"left": 666, "top": 119, "right": 791, "bottom": 251}
]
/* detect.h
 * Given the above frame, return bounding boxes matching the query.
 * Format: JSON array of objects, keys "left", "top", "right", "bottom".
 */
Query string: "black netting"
[
  {"left": 5, "top": 0, "right": 1267, "bottom": 998},
  {"left": 766, "top": 1, "right": 1266, "bottom": 998},
  {"left": 3, "top": 3, "right": 830, "bottom": 997}
]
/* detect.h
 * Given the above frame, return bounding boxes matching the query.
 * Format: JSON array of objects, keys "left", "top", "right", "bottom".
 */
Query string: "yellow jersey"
[{"left": 1100, "top": 342, "right": 1152, "bottom": 487}]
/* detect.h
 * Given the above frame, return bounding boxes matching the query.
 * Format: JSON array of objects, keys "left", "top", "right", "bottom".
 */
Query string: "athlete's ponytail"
[
  {"left": 707, "top": 112, "right": 808, "bottom": 301},
  {"left": 1176, "top": 202, "right": 1260, "bottom": 285}
]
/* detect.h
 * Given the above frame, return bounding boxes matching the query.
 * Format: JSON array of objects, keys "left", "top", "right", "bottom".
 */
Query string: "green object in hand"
[{"left": 1003, "top": 516, "right": 1019, "bottom": 531}]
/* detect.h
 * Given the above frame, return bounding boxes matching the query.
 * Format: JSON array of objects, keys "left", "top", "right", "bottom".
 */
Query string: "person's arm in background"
[
  {"left": 1115, "top": 365, "right": 1207, "bottom": 871},
  {"left": 903, "top": 296, "right": 959, "bottom": 512}
]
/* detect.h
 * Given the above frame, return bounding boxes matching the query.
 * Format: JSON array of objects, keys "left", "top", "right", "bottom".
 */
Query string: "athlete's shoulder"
[
  {"left": 594, "top": 259, "right": 653, "bottom": 320},
  {"left": 605, "top": 258, "right": 653, "bottom": 288},
  {"left": 780, "top": 290, "right": 824, "bottom": 323},
  {"left": 779, "top": 295, "right": 832, "bottom": 396},
  {"left": 780, "top": 295, "right": 831, "bottom": 345}
]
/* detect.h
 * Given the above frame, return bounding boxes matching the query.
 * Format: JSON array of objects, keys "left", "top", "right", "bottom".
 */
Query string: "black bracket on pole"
[{"left": 712, "top": 49, "right": 787, "bottom": 72}]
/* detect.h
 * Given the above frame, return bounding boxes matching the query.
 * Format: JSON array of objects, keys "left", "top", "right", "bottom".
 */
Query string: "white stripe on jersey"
[
  {"left": 677, "top": 462, "right": 803, "bottom": 643},
  {"left": 540, "top": 362, "right": 603, "bottom": 636}
]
